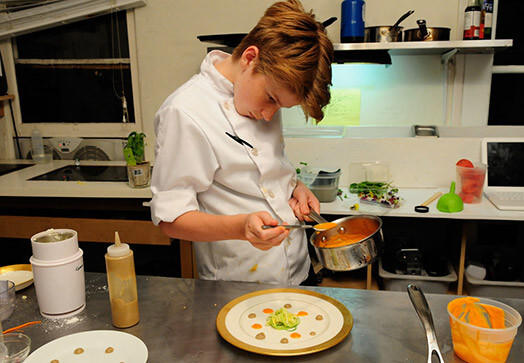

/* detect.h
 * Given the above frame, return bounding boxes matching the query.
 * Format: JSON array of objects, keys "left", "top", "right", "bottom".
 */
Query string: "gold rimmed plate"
[
  {"left": 0, "top": 264, "right": 33, "bottom": 291},
  {"left": 216, "top": 288, "right": 353, "bottom": 356}
]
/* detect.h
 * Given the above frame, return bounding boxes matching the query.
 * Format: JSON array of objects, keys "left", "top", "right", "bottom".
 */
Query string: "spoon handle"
[
  {"left": 308, "top": 210, "right": 329, "bottom": 224},
  {"left": 262, "top": 225, "right": 312, "bottom": 230}
]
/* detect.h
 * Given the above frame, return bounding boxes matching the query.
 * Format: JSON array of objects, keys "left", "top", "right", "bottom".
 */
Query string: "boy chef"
[{"left": 151, "top": 0, "right": 333, "bottom": 284}]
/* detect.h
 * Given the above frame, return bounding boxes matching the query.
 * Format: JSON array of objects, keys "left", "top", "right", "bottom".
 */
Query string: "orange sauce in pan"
[{"left": 315, "top": 218, "right": 377, "bottom": 248}]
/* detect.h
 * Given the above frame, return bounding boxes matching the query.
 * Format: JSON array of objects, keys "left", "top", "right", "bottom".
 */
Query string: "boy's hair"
[{"left": 232, "top": 0, "right": 333, "bottom": 122}]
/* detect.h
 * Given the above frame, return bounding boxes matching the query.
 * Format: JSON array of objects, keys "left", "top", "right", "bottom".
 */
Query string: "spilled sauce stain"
[{"left": 249, "top": 264, "right": 258, "bottom": 272}]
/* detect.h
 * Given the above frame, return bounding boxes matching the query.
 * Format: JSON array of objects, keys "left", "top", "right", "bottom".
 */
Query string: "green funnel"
[{"left": 437, "top": 182, "right": 464, "bottom": 213}]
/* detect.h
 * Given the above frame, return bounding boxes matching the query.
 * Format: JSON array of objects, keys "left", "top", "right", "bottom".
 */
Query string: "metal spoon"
[
  {"left": 407, "top": 284, "right": 445, "bottom": 363},
  {"left": 262, "top": 225, "right": 312, "bottom": 230},
  {"left": 262, "top": 222, "right": 337, "bottom": 231}
]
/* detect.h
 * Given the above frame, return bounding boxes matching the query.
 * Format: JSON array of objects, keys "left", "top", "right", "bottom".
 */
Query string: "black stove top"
[
  {"left": 0, "top": 163, "right": 34, "bottom": 177},
  {"left": 29, "top": 165, "right": 128, "bottom": 182}
]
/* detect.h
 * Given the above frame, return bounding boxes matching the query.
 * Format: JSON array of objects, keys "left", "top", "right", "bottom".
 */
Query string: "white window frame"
[{"left": 9, "top": 9, "right": 143, "bottom": 138}]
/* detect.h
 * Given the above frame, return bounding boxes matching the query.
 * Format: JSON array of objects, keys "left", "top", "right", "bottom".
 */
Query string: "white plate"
[
  {"left": 0, "top": 264, "right": 33, "bottom": 291},
  {"left": 25, "top": 330, "right": 148, "bottom": 363},
  {"left": 216, "top": 288, "right": 353, "bottom": 356}
]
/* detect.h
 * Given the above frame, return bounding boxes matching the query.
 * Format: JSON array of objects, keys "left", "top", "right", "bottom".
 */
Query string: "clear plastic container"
[
  {"left": 456, "top": 162, "right": 487, "bottom": 204},
  {"left": 447, "top": 297, "right": 521, "bottom": 363},
  {"left": 297, "top": 168, "right": 341, "bottom": 202}
]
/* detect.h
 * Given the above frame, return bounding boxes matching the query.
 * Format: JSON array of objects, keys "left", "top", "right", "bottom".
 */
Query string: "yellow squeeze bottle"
[{"left": 105, "top": 231, "right": 139, "bottom": 328}]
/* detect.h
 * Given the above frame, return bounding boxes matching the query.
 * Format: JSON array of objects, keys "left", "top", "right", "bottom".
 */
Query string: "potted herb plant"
[{"left": 124, "top": 131, "right": 151, "bottom": 188}]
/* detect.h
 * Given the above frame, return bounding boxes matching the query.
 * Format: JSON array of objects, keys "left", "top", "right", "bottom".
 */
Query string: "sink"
[
  {"left": 0, "top": 163, "right": 34, "bottom": 177},
  {"left": 29, "top": 165, "right": 128, "bottom": 182}
]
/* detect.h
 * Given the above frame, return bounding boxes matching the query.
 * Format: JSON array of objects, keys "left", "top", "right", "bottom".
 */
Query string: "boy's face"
[{"left": 234, "top": 47, "right": 300, "bottom": 121}]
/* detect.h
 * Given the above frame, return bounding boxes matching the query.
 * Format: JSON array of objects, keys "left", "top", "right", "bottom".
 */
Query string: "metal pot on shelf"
[
  {"left": 309, "top": 215, "right": 383, "bottom": 272},
  {"left": 365, "top": 10, "right": 414, "bottom": 43},
  {"left": 404, "top": 19, "right": 450, "bottom": 41}
]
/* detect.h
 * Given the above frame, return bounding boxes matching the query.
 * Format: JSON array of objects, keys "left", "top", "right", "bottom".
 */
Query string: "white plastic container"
[
  {"left": 30, "top": 229, "right": 86, "bottom": 318},
  {"left": 465, "top": 272, "right": 524, "bottom": 299},
  {"left": 30, "top": 250, "right": 85, "bottom": 317},
  {"left": 379, "top": 258, "right": 457, "bottom": 294}
]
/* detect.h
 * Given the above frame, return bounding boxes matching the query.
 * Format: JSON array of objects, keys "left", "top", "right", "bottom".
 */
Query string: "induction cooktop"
[
  {"left": 29, "top": 165, "right": 128, "bottom": 182},
  {"left": 0, "top": 163, "right": 34, "bottom": 177}
]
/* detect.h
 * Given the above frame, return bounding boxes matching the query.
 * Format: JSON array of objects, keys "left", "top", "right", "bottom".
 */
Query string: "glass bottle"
[
  {"left": 105, "top": 232, "right": 139, "bottom": 328},
  {"left": 464, "top": 0, "right": 482, "bottom": 40},
  {"left": 481, "top": 0, "right": 494, "bottom": 39}
]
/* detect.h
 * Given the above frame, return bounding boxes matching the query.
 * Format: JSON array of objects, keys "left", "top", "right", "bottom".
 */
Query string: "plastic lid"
[{"left": 107, "top": 243, "right": 130, "bottom": 257}]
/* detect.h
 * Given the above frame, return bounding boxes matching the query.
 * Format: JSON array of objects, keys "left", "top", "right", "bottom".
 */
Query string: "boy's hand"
[
  {"left": 244, "top": 211, "right": 289, "bottom": 251},
  {"left": 289, "top": 181, "right": 320, "bottom": 222}
]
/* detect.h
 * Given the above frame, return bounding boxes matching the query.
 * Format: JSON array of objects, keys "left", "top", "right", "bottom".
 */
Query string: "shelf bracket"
[{"left": 441, "top": 50, "right": 458, "bottom": 126}]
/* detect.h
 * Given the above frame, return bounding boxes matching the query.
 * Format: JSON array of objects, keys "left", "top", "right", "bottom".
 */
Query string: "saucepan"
[
  {"left": 365, "top": 10, "right": 414, "bottom": 43},
  {"left": 404, "top": 19, "right": 450, "bottom": 42},
  {"left": 309, "top": 214, "right": 383, "bottom": 272}
]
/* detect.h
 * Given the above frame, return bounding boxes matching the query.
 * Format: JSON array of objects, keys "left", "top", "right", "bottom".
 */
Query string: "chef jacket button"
[
  {"left": 290, "top": 179, "right": 297, "bottom": 187},
  {"left": 251, "top": 148, "right": 259, "bottom": 156},
  {"left": 268, "top": 190, "right": 275, "bottom": 198}
]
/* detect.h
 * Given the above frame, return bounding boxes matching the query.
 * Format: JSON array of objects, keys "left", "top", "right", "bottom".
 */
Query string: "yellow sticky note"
[{"left": 322, "top": 89, "right": 361, "bottom": 126}]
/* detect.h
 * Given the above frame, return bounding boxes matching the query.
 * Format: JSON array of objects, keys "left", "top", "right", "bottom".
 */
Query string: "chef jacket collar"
[{"left": 200, "top": 50, "right": 234, "bottom": 97}]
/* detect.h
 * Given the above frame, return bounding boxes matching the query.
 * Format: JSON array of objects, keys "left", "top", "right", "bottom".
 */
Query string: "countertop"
[
  {"left": 1, "top": 159, "right": 523, "bottom": 221},
  {"left": 0, "top": 160, "right": 151, "bottom": 199},
  {"left": 5, "top": 273, "right": 524, "bottom": 362}
]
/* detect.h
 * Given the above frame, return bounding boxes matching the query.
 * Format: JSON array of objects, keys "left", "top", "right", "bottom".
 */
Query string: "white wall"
[
  {"left": 0, "top": 0, "right": 503, "bottom": 163},
  {"left": 132, "top": 0, "right": 463, "bottom": 161}
]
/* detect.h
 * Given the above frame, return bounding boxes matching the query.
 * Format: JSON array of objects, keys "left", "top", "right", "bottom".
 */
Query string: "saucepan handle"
[{"left": 407, "top": 284, "right": 445, "bottom": 363}]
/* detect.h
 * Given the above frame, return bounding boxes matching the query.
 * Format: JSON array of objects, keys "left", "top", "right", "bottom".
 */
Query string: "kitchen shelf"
[{"left": 334, "top": 39, "right": 512, "bottom": 55}]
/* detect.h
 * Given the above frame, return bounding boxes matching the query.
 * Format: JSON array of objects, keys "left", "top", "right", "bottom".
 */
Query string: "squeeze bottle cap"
[{"left": 107, "top": 231, "right": 131, "bottom": 257}]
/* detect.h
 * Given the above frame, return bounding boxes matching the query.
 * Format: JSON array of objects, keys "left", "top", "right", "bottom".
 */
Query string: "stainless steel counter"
[{"left": 5, "top": 273, "right": 524, "bottom": 362}]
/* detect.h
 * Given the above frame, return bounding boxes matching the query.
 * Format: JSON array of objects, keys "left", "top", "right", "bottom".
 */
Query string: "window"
[
  {"left": 488, "top": 2, "right": 524, "bottom": 125},
  {"left": 13, "top": 10, "right": 134, "bottom": 124}
]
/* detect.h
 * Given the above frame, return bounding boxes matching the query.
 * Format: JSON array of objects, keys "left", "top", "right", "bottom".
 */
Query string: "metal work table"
[{"left": 4, "top": 273, "right": 524, "bottom": 362}]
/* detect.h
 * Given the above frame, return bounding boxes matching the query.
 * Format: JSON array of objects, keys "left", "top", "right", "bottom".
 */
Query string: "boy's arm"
[{"left": 159, "top": 210, "right": 289, "bottom": 251}]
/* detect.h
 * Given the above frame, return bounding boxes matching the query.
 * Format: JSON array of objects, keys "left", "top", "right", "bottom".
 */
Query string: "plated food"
[
  {"left": 24, "top": 330, "right": 147, "bottom": 363},
  {"left": 216, "top": 288, "right": 352, "bottom": 356}
]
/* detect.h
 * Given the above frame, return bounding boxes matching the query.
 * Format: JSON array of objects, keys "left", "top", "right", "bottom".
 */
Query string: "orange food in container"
[
  {"left": 447, "top": 297, "right": 521, "bottom": 363},
  {"left": 456, "top": 162, "right": 487, "bottom": 204}
]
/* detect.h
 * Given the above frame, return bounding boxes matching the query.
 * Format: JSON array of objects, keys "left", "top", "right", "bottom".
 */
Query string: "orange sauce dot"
[
  {"left": 296, "top": 311, "right": 308, "bottom": 316},
  {"left": 251, "top": 323, "right": 262, "bottom": 329},
  {"left": 263, "top": 308, "right": 273, "bottom": 314},
  {"left": 290, "top": 332, "right": 301, "bottom": 339}
]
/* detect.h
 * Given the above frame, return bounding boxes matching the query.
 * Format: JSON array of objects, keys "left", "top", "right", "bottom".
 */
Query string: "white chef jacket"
[{"left": 150, "top": 50, "right": 310, "bottom": 285}]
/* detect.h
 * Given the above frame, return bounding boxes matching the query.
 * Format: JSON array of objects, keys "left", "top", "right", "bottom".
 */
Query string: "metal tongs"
[{"left": 407, "top": 284, "right": 445, "bottom": 363}]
